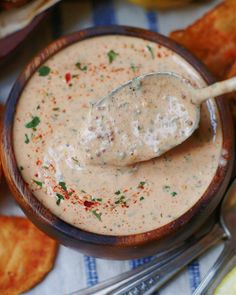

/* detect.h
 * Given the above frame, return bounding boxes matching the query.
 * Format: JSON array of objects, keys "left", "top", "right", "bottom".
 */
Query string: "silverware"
[
  {"left": 70, "top": 178, "right": 236, "bottom": 295},
  {"left": 78, "top": 225, "right": 223, "bottom": 295},
  {"left": 70, "top": 216, "right": 214, "bottom": 295},
  {"left": 70, "top": 242, "right": 187, "bottom": 295},
  {"left": 193, "top": 177, "right": 236, "bottom": 295}
]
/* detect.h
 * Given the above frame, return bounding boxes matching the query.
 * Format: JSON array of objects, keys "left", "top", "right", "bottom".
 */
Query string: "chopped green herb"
[
  {"left": 92, "top": 197, "right": 103, "bottom": 202},
  {"left": 107, "top": 50, "right": 119, "bottom": 63},
  {"left": 59, "top": 181, "right": 67, "bottom": 191},
  {"left": 91, "top": 210, "right": 102, "bottom": 221},
  {"left": 146, "top": 45, "right": 155, "bottom": 59},
  {"left": 72, "top": 157, "right": 79, "bottom": 164},
  {"left": 38, "top": 66, "right": 51, "bottom": 76},
  {"left": 53, "top": 107, "right": 60, "bottom": 111},
  {"left": 42, "top": 165, "right": 49, "bottom": 169},
  {"left": 56, "top": 193, "right": 64, "bottom": 205},
  {"left": 81, "top": 190, "right": 86, "bottom": 194},
  {"left": 33, "top": 180, "right": 43, "bottom": 188},
  {"left": 163, "top": 185, "right": 171, "bottom": 192},
  {"left": 24, "top": 134, "right": 30, "bottom": 144},
  {"left": 130, "top": 62, "right": 138, "bottom": 72},
  {"left": 68, "top": 192, "right": 73, "bottom": 196},
  {"left": 138, "top": 181, "right": 146, "bottom": 188},
  {"left": 19, "top": 166, "right": 24, "bottom": 171},
  {"left": 76, "top": 62, "right": 87, "bottom": 71},
  {"left": 163, "top": 185, "right": 178, "bottom": 197},
  {"left": 115, "top": 195, "right": 126, "bottom": 204},
  {"left": 140, "top": 196, "right": 145, "bottom": 201},
  {"left": 25, "top": 116, "right": 40, "bottom": 130},
  {"left": 115, "top": 190, "right": 121, "bottom": 195}
]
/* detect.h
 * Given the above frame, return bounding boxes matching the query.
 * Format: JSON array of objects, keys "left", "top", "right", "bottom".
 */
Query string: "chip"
[
  {"left": 170, "top": 0, "right": 236, "bottom": 79},
  {"left": 0, "top": 216, "right": 58, "bottom": 295},
  {"left": 170, "top": 1, "right": 236, "bottom": 123}
]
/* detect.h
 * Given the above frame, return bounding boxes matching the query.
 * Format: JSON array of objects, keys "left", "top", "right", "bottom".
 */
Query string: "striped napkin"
[{"left": 0, "top": 0, "right": 224, "bottom": 294}]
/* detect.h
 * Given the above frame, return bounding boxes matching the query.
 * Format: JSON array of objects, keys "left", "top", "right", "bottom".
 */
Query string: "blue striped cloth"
[{"left": 0, "top": 0, "right": 222, "bottom": 294}]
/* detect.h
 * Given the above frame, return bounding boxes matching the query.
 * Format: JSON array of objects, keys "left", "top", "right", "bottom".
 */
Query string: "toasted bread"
[{"left": 0, "top": 216, "right": 58, "bottom": 295}]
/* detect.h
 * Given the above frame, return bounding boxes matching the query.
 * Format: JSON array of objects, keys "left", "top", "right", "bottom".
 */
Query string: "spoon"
[
  {"left": 70, "top": 178, "right": 236, "bottom": 295},
  {"left": 193, "top": 177, "right": 236, "bottom": 295},
  {"left": 82, "top": 72, "right": 236, "bottom": 167}
]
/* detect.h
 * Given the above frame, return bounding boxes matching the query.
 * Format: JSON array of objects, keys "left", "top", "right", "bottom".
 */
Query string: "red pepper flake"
[
  {"left": 64, "top": 193, "right": 70, "bottom": 200},
  {"left": 34, "top": 173, "right": 38, "bottom": 177},
  {"left": 138, "top": 181, "right": 146, "bottom": 189},
  {"left": 65, "top": 72, "right": 71, "bottom": 84},
  {"left": 36, "top": 160, "right": 42, "bottom": 166},
  {"left": 84, "top": 200, "right": 95, "bottom": 208},
  {"left": 77, "top": 198, "right": 84, "bottom": 206}
]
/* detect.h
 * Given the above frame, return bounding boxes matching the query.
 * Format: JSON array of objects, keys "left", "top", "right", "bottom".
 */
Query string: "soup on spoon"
[{"left": 81, "top": 73, "right": 236, "bottom": 166}]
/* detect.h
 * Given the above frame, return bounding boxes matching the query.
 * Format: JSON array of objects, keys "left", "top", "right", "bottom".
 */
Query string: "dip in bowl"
[{"left": 1, "top": 26, "right": 234, "bottom": 259}]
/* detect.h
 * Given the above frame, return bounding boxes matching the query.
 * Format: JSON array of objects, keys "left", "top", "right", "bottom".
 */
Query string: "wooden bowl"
[{"left": 1, "top": 26, "right": 234, "bottom": 259}]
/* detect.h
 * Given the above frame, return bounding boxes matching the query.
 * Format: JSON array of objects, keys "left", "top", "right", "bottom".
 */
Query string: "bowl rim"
[{"left": 1, "top": 25, "right": 234, "bottom": 247}]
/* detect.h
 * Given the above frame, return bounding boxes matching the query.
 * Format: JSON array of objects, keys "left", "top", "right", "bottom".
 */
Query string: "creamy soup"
[{"left": 13, "top": 35, "right": 223, "bottom": 235}]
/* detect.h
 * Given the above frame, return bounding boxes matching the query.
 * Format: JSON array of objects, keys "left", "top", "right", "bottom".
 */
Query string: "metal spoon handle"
[
  {"left": 70, "top": 242, "right": 187, "bottom": 295},
  {"left": 111, "top": 224, "right": 224, "bottom": 295},
  {"left": 193, "top": 240, "right": 236, "bottom": 295},
  {"left": 72, "top": 224, "right": 224, "bottom": 295},
  {"left": 193, "top": 76, "right": 236, "bottom": 104}
]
